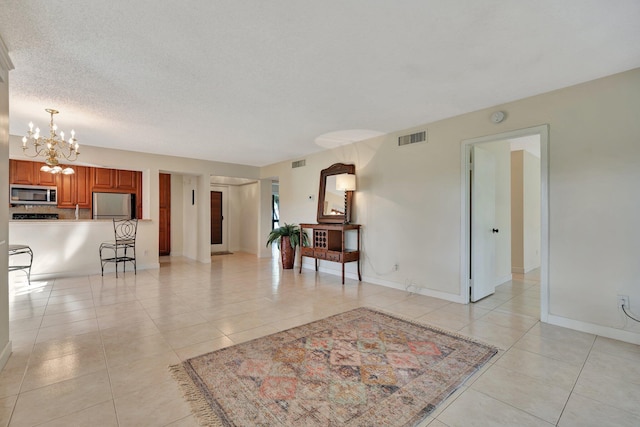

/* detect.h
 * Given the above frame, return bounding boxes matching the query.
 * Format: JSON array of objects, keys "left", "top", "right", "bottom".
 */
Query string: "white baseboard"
[
  {"left": 546, "top": 313, "right": 640, "bottom": 345},
  {"left": 299, "top": 261, "right": 466, "bottom": 304},
  {"left": 364, "top": 275, "right": 467, "bottom": 304},
  {"left": 0, "top": 340, "right": 12, "bottom": 371},
  {"left": 524, "top": 265, "right": 540, "bottom": 274},
  {"left": 494, "top": 274, "right": 512, "bottom": 286}
]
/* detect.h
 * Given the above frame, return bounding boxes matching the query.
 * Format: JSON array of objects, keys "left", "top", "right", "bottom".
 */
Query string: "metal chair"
[
  {"left": 9, "top": 244, "right": 33, "bottom": 285},
  {"left": 99, "top": 219, "right": 138, "bottom": 277}
]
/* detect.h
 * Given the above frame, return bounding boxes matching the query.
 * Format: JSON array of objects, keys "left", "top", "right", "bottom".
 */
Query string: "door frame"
[
  {"left": 210, "top": 185, "right": 228, "bottom": 253},
  {"left": 460, "top": 125, "right": 549, "bottom": 321}
]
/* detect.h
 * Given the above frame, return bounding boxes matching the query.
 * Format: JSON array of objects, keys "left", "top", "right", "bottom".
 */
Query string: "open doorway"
[
  {"left": 461, "top": 125, "right": 549, "bottom": 319},
  {"left": 210, "top": 185, "right": 228, "bottom": 254}
]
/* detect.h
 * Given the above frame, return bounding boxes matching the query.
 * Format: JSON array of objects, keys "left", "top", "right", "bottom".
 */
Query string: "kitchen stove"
[{"left": 12, "top": 213, "right": 59, "bottom": 220}]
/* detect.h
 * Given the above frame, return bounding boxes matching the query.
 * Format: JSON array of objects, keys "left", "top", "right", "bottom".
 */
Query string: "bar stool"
[
  {"left": 99, "top": 219, "right": 138, "bottom": 277},
  {"left": 8, "top": 244, "right": 33, "bottom": 285}
]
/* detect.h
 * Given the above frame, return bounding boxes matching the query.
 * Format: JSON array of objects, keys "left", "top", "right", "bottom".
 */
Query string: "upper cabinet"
[
  {"left": 10, "top": 160, "right": 35, "bottom": 185},
  {"left": 10, "top": 160, "right": 57, "bottom": 186},
  {"left": 116, "top": 169, "right": 137, "bottom": 191},
  {"left": 93, "top": 168, "right": 115, "bottom": 190},
  {"left": 92, "top": 168, "right": 139, "bottom": 192},
  {"left": 36, "top": 163, "right": 58, "bottom": 186}
]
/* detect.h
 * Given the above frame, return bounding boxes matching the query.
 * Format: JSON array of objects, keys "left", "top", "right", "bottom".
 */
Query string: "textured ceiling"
[{"left": 1, "top": 1, "right": 639, "bottom": 167}]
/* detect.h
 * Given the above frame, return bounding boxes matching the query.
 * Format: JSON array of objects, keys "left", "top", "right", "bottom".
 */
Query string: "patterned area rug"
[{"left": 170, "top": 307, "right": 497, "bottom": 426}]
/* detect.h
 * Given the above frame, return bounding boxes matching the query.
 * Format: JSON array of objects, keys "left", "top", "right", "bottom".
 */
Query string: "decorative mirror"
[{"left": 317, "top": 163, "right": 356, "bottom": 224}]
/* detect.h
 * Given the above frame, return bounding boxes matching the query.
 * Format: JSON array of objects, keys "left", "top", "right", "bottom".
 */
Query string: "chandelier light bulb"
[
  {"left": 60, "top": 131, "right": 64, "bottom": 139},
  {"left": 28, "top": 122, "right": 33, "bottom": 131}
]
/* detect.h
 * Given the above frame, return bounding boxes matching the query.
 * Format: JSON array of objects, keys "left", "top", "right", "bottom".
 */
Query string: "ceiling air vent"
[
  {"left": 398, "top": 130, "right": 427, "bottom": 146},
  {"left": 291, "top": 159, "right": 306, "bottom": 168}
]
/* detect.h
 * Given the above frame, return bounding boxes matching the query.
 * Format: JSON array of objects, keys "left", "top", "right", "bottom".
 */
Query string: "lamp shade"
[{"left": 336, "top": 173, "right": 356, "bottom": 191}]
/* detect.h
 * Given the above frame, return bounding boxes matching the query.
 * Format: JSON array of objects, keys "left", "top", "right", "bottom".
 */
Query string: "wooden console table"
[{"left": 299, "top": 223, "right": 361, "bottom": 285}]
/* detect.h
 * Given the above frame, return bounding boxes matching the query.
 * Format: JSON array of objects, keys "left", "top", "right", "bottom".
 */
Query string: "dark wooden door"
[
  {"left": 210, "top": 191, "right": 223, "bottom": 245},
  {"left": 159, "top": 173, "right": 171, "bottom": 255}
]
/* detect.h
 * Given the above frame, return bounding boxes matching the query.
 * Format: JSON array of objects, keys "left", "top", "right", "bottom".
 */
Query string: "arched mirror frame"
[{"left": 317, "top": 163, "right": 355, "bottom": 224}]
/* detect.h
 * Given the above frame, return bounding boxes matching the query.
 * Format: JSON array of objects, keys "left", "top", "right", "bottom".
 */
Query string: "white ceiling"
[{"left": 1, "top": 1, "right": 639, "bottom": 167}]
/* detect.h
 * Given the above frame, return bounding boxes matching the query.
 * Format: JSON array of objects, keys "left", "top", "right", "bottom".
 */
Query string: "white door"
[{"left": 471, "top": 145, "right": 498, "bottom": 302}]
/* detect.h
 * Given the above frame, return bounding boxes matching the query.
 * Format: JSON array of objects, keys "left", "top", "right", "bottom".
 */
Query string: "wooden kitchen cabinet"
[
  {"left": 10, "top": 159, "right": 60, "bottom": 186},
  {"left": 9, "top": 160, "right": 35, "bottom": 185},
  {"left": 135, "top": 171, "right": 143, "bottom": 219},
  {"left": 57, "top": 166, "right": 91, "bottom": 209},
  {"left": 75, "top": 166, "right": 92, "bottom": 209},
  {"left": 93, "top": 168, "right": 115, "bottom": 189},
  {"left": 116, "top": 169, "right": 137, "bottom": 191},
  {"left": 35, "top": 163, "right": 58, "bottom": 186},
  {"left": 56, "top": 172, "right": 76, "bottom": 208},
  {"left": 93, "top": 167, "right": 139, "bottom": 192}
]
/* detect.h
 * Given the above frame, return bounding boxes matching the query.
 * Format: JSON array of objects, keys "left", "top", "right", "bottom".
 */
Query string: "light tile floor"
[{"left": 2, "top": 253, "right": 640, "bottom": 426}]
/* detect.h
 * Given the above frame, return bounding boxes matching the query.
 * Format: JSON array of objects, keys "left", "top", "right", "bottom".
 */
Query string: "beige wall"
[
  {"left": 262, "top": 68, "right": 640, "bottom": 344},
  {"left": 0, "top": 37, "right": 12, "bottom": 370},
  {"left": 170, "top": 174, "right": 184, "bottom": 256},
  {"left": 237, "top": 182, "right": 259, "bottom": 254},
  {"left": 523, "top": 151, "right": 541, "bottom": 272},
  {"left": 511, "top": 151, "right": 525, "bottom": 272},
  {"left": 511, "top": 150, "right": 541, "bottom": 273}
]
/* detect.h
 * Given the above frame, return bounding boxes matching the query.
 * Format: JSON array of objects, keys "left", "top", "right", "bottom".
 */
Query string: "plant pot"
[{"left": 280, "top": 236, "right": 295, "bottom": 269}]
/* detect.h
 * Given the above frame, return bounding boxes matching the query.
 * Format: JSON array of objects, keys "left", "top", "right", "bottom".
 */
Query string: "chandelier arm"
[
  {"left": 59, "top": 149, "right": 79, "bottom": 161},
  {"left": 22, "top": 143, "right": 47, "bottom": 158}
]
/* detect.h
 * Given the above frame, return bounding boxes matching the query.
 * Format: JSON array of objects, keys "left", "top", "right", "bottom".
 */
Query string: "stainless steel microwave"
[{"left": 9, "top": 184, "right": 57, "bottom": 205}]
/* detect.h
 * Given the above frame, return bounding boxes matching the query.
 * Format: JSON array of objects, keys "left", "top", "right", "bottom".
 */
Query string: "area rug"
[
  {"left": 170, "top": 307, "right": 497, "bottom": 426},
  {"left": 211, "top": 251, "right": 233, "bottom": 256}
]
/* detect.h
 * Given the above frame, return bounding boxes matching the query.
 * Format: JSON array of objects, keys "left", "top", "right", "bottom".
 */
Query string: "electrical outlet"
[
  {"left": 618, "top": 295, "right": 629, "bottom": 309},
  {"left": 393, "top": 263, "right": 399, "bottom": 271}
]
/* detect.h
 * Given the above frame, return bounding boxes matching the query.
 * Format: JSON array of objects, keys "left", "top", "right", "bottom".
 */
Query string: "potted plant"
[{"left": 266, "top": 223, "right": 309, "bottom": 269}]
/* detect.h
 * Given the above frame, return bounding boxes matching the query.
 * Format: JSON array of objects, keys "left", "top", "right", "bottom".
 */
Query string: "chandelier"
[{"left": 21, "top": 108, "right": 80, "bottom": 174}]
